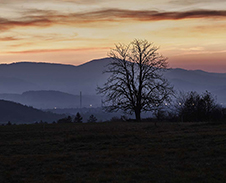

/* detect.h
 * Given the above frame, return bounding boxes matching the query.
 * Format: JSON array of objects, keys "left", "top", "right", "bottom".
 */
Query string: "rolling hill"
[
  {"left": 0, "top": 100, "right": 64, "bottom": 124},
  {"left": 0, "top": 57, "right": 226, "bottom": 107},
  {"left": 0, "top": 59, "right": 109, "bottom": 95}
]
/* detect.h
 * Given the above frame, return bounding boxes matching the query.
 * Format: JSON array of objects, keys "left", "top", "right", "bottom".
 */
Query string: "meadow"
[{"left": 0, "top": 121, "right": 226, "bottom": 183}]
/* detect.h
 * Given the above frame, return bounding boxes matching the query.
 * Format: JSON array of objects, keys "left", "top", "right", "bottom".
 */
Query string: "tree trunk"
[{"left": 135, "top": 109, "right": 141, "bottom": 122}]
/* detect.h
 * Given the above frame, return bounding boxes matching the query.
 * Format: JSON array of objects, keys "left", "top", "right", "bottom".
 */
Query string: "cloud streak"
[
  {"left": 0, "top": 36, "right": 19, "bottom": 41},
  {"left": 1, "top": 9, "right": 226, "bottom": 31},
  {"left": 0, "top": 17, "right": 52, "bottom": 31},
  {"left": 4, "top": 47, "right": 109, "bottom": 54},
  {"left": 77, "top": 9, "right": 226, "bottom": 22},
  {"left": 170, "top": 0, "right": 225, "bottom": 5},
  {"left": 0, "top": 0, "right": 102, "bottom": 4}
]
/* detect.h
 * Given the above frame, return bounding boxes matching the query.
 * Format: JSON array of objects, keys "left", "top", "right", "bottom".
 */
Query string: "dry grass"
[{"left": 0, "top": 122, "right": 226, "bottom": 183}]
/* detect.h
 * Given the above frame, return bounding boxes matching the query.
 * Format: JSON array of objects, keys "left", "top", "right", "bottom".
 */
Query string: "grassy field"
[{"left": 0, "top": 122, "right": 226, "bottom": 183}]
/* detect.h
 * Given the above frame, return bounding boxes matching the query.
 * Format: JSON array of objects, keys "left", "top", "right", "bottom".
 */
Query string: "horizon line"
[{"left": 0, "top": 58, "right": 225, "bottom": 74}]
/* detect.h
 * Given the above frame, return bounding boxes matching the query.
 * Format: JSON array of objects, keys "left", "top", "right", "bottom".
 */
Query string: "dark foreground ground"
[{"left": 0, "top": 122, "right": 226, "bottom": 183}]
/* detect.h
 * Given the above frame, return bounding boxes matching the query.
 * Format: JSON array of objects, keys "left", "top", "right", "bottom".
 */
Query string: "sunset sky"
[{"left": 0, "top": 0, "right": 226, "bottom": 72}]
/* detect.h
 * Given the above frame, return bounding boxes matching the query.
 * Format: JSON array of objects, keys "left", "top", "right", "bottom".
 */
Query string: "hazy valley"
[
  {"left": 1, "top": 57, "right": 226, "bottom": 123},
  {"left": 1, "top": 57, "right": 226, "bottom": 107}
]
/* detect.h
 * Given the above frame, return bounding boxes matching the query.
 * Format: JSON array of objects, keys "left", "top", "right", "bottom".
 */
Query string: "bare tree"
[{"left": 97, "top": 39, "right": 173, "bottom": 121}]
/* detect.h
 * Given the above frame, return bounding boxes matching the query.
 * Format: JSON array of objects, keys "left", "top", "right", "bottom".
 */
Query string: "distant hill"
[
  {"left": 0, "top": 90, "right": 101, "bottom": 109},
  {"left": 0, "top": 58, "right": 110, "bottom": 94},
  {"left": 0, "top": 100, "right": 64, "bottom": 124},
  {"left": 164, "top": 68, "right": 226, "bottom": 105},
  {"left": 0, "top": 57, "right": 226, "bottom": 107}
]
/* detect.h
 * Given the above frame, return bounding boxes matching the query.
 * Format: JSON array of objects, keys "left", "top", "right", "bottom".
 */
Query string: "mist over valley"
[{"left": 0, "top": 57, "right": 226, "bottom": 108}]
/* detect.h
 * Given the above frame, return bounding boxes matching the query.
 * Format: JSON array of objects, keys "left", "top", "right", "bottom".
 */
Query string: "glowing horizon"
[{"left": 1, "top": 0, "right": 226, "bottom": 73}]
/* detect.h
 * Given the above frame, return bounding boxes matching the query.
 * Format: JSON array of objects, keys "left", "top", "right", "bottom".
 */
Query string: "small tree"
[
  {"left": 97, "top": 39, "right": 173, "bottom": 121},
  {"left": 74, "top": 112, "right": 83, "bottom": 123},
  {"left": 87, "top": 114, "right": 97, "bottom": 123}
]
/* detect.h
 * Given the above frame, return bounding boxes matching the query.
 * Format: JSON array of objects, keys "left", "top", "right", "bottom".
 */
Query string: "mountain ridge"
[{"left": 0, "top": 57, "right": 226, "bottom": 106}]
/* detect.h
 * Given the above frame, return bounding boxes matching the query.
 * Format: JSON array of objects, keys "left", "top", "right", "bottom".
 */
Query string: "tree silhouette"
[
  {"left": 57, "top": 116, "right": 72, "bottom": 123},
  {"left": 98, "top": 39, "right": 173, "bottom": 121},
  {"left": 74, "top": 112, "right": 83, "bottom": 123},
  {"left": 176, "top": 91, "right": 222, "bottom": 122},
  {"left": 87, "top": 114, "right": 97, "bottom": 123}
]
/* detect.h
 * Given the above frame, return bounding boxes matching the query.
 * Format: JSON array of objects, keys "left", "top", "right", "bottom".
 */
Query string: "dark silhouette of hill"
[
  {"left": 0, "top": 100, "right": 64, "bottom": 124},
  {"left": 0, "top": 57, "right": 226, "bottom": 106}
]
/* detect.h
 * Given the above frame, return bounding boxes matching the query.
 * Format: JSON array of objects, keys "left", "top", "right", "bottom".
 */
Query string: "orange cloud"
[
  {"left": 0, "top": 17, "right": 52, "bottom": 31},
  {"left": 0, "top": 36, "right": 19, "bottom": 41},
  {"left": 80, "top": 9, "right": 226, "bottom": 21},
  {"left": 4, "top": 47, "right": 109, "bottom": 54},
  {"left": 1, "top": 9, "right": 226, "bottom": 31}
]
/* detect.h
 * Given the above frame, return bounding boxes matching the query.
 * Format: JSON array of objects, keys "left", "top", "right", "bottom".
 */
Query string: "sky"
[{"left": 0, "top": 0, "right": 226, "bottom": 72}]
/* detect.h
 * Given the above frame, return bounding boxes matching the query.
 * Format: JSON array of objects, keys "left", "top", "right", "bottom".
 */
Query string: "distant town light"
[
  {"left": 54, "top": 107, "right": 57, "bottom": 109},
  {"left": 90, "top": 104, "right": 92, "bottom": 107},
  {"left": 165, "top": 103, "right": 167, "bottom": 106}
]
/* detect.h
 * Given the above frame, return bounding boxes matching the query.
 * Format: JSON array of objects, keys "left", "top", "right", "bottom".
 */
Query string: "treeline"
[
  {"left": 57, "top": 113, "right": 97, "bottom": 123},
  {"left": 2, "top": 91, "right": 226, "bottom": 125},
  {"left": 152, "top": 91, "right": 225, "bottom": 123},
  {"left": 2, "top": 112, "right": 98, "bottom": 126}
]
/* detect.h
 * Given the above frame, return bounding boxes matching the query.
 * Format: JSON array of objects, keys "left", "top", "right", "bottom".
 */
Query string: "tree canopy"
[
  {"left": 98, "top": 39, "right": 173, "bottom": 121},
  {"left": 175, "top": 91, "right": 223, "bottom": 122}
]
